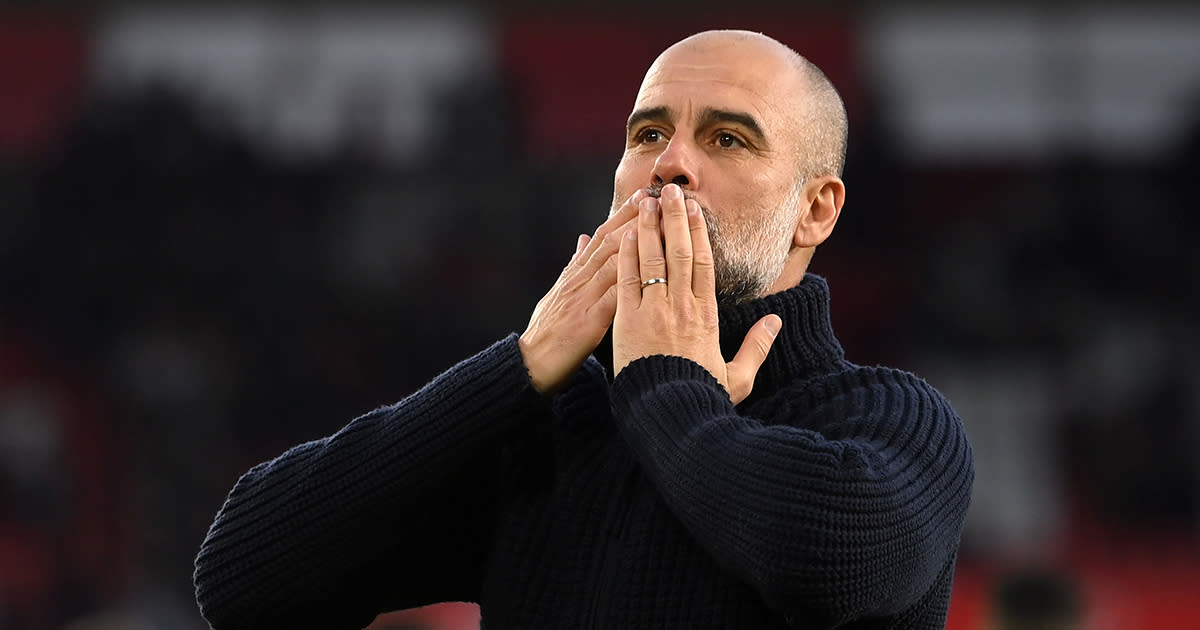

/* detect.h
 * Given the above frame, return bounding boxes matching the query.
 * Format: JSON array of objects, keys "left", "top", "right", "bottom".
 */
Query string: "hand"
[
  {"left": 519, "top": 191, "right": 645, "bottom": 394},
  {"left": 612, "top": 184, "right": 782, "bottom": 405}
]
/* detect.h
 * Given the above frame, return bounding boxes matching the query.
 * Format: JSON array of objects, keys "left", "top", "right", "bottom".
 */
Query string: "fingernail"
[
  {"left": 764, "top": 316, "right": 781, "bottom": 337},
  {"left": 631, "top": 189, "right": 646, "bottom": 203},
  {"left": 664, "top": 183, "right": 681, "bottom": 199},
  {"left": 640, "top": 197, "right": 658, "bottom": 212},
  {"left": 686, "top": 199, "right": 700, "bottom": 216}
]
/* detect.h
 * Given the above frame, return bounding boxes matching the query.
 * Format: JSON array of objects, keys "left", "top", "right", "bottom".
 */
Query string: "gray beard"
[
  {"left": 643, "top": 183, "right": 778, "bottom": 306},
  {"left": 705, "top": 213, "right": 771, "bottom": 306}
]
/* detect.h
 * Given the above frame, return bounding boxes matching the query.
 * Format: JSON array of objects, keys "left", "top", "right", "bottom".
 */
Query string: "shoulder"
[
  {"left": 775, "top": 362, "right": 955, "bottom": 414},
  {"left": 762, "top": 363, "right": 968, "bottom": 448}
]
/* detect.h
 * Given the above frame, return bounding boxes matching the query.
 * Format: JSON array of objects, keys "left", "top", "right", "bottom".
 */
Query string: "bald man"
[{"left": 194, "top": 30, "right": 973, "bottom": 630}]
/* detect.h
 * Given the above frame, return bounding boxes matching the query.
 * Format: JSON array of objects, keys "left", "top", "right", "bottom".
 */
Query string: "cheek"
[
  {"left": 713, "top": 171, "right": 793, "bottom": 231},
  {"left": 612, "top": 156, "right": 636, "bottom": 197},
  {"left": 612, "top": 153, "right": 652, "bottom": 202},
  {"left": 721, "top": 172, "right": 779, "bottom": 220},
  {"left": 750, "top": 165, "right": 792, "bottom": 198},
  {"left": 748, "top": 168, "right": 797, "bottom": 213}
]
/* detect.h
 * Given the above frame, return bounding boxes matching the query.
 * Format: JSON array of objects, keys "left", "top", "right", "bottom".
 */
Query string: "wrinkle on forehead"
[
  {"left": 640, "top": 66, "right": 777, "bottom": 100},
  {"left": 635, "top": 74, "right": 778, "bottom": 116},
  {"left": 635, "top": 40, "right": 802, "bottom": 137},
  {"left": 632, "top": 86, "right": 778, "bottom": 148}
]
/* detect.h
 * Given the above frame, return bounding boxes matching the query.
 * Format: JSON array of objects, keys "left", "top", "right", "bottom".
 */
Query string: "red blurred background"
[{"left": 2, "top": 4, "right": 1198, "bottom": 629}]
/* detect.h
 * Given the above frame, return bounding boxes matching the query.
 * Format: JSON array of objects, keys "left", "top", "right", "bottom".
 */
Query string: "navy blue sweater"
[{"left": 194, "top": 274, "right": 973, "bottom": 629}]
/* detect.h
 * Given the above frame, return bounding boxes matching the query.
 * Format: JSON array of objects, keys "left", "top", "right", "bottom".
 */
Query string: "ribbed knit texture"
[{"left": 194, "top": 274, "right": 974, "bottom": 630}]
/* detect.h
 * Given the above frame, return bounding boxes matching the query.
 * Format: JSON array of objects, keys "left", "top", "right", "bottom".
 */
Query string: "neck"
[
  {"left": 764, "top": 248, "right": 814, "bottom": 297},
  {"left": 718, "top": 273, "right": 844, "bottom": 403},
  {"left": 595, "top": 274, "right": 845, "bottom": 397}
]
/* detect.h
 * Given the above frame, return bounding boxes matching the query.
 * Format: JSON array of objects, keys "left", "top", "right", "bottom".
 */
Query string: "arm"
[
  {"left": 194, "top": 335, "right": 545, "bottom": 630},
  {"left": 610, "top": 357, "right": 973, "bottom": 625},
  {"left": 195, "top": 193, "right": 645, "bottom": 630},
  {"left": 610, "top": 185, "right": 971, "bottom": 624}
]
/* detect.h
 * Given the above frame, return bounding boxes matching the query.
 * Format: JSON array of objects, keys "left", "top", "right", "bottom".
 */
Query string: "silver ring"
[{"left": 640, "top": 277, "right": 668, "bottom": 288}]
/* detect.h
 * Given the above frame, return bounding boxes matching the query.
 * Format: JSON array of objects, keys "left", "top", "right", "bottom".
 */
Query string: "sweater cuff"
[
  {"left": 609, "top": 354, "right": 730, "bottom": 412},
  {"left": 470, "top": 333, "right": 555, "bottom": 431}
]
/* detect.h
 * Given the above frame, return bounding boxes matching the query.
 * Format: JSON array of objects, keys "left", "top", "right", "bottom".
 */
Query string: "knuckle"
[
  {"left": 642, "top": 254, "right": 666, "bottom": 268},
  {"left": 619, "top": 275, "right": 643, "bottom": 288},
  {"left": 669, "top": 245, "right": 691, "bottom": 260},
  {"left": 603, "top": 230, "right": 624, "bottom": 248}
]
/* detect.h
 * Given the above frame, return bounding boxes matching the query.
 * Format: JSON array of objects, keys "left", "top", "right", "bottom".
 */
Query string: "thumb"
[{"left": 725, "top": 314, "right": 782, "bottom": 405}]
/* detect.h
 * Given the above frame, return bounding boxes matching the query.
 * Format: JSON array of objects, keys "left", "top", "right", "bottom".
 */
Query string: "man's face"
[{"left": 611, "top": 38, "right": 805, "bottom": 305}]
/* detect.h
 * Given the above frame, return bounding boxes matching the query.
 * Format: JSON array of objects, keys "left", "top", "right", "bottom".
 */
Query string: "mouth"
[{"left": 644, "top": 183, "right": 696, "bottom": 202}]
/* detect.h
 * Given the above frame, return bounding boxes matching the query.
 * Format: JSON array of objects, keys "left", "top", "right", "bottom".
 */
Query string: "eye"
[
  {"left": 636, "top": 128, "right": 665, "bottom": 144},
  {"left": 716, "top": 132, "right": 744, "bottom": 148}
]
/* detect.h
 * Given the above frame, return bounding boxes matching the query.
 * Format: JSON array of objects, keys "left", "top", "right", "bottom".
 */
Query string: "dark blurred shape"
[
  {"left": 989, "top": 566, "right": 1085, "bottom": 630},
  {"left": 0, "top": 15, "right": 86, "bottom": 161}
]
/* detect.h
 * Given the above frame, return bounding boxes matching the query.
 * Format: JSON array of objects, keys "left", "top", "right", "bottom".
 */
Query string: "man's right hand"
[{"left": 519, "top": 190, "right": 644, "bottom": 395}]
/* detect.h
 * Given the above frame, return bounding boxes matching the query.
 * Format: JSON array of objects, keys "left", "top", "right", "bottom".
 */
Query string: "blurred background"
[{"left": 1, "top": 3, "right": 1198, "bottom": 629}]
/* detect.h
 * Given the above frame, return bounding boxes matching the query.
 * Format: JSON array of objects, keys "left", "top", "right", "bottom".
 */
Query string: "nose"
[{"left": 651, "top": 137, "right": 699, "bottom": 191}]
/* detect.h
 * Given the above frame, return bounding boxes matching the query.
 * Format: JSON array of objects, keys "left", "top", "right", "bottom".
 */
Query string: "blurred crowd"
[{"left": 2, "top": 10, "right": 1200, "bottom": 630}]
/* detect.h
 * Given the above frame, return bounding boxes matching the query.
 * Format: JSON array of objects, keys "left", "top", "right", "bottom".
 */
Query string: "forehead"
[{"left": 633, "top": 42, "right": 798, "bottom": 130}]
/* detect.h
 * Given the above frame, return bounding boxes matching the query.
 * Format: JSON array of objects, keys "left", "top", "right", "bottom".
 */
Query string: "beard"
[{"left": 617, "top": 182, "right": 801, "bottom": 306}]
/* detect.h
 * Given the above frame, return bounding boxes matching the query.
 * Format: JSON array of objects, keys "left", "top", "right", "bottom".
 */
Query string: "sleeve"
[
  {"left": 609, "top": 356, "right": 974, "bottom": 627},
  {"left": 193, "top": 334, "right": 551, "bottom": 630}
]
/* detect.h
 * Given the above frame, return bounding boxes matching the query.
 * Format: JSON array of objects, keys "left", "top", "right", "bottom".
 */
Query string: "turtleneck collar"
[
  {"left": 717, "top": 273, "right": 846, "bottom": 397},
  {"left": 593, "top": 274, "right": 845, "bottom": 393}
]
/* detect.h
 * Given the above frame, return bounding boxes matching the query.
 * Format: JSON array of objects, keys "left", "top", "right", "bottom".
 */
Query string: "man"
[{"left": 194, "top": 30, "right": 973, "bottom": 629}]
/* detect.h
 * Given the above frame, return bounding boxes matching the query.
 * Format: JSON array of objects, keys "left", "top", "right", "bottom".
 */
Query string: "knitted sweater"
[{"left": 193, "top": 274, "right": 973, "bottom": 629}]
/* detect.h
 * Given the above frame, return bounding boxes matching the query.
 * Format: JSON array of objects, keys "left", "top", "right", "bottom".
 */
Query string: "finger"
[
  {"left": 579, "top": 248, "right": 620, "bottom": 303},
  {"left": 659, "top": 183, "right": 693, "bottom": 300},
  {"left": 589, "top": 280, "right": 620, "bottom": 325},
  {"left": 567, "top": 233, "right": 590, "bottom": 265},
  {"left": 576, "top": 190, "right": 645, "bottom": 270},
  {"left": 617, "top": 227, "right": 643, "bottom": 310},
  {"left": 637, "top": 196, "right": 667, "bottom": 292},
  {"left": 688, "top": 199, "right": 716, "bottom": 300},
  {"left": 580, "top": 216, "right": 636, "bottom": 278},
  {"left": 726, "top": 315, "right": 782, "bottom": 404}
]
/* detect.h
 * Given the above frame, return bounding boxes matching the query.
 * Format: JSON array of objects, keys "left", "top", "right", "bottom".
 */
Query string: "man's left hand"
[{"left": 612, "top": 183, "right": 782, "bottom": 405}]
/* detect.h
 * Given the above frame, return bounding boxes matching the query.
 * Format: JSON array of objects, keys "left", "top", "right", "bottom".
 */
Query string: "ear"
[{"left": 792, "top": 175, "right": 845, "bottom": 248}]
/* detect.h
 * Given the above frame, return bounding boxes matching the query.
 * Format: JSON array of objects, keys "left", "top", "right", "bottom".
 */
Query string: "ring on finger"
[{"left": 640, "top": 277, "right": 668, "bottom": 288}]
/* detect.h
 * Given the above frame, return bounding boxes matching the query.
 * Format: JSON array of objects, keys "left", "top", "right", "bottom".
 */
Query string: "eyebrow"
[
  {"left": 626, "top": 106, "right": 671, "bottom": 138},
  {"left": 699, "top": 107, "right": 767, "bottom": 145},
  {"left": 625, "top": 105, "right": 768, "bottom": 146}
]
